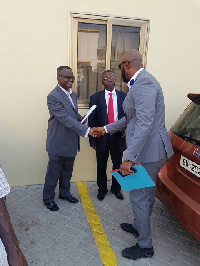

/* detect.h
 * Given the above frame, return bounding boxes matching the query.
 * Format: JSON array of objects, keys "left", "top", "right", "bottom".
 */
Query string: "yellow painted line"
[{"left": 77, "top": 182, "right": 117, "bottom": 266}]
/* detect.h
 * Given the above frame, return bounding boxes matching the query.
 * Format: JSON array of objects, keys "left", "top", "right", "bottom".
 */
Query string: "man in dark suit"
[
  {"left": 88, "top": 70, "right": 127, "bottom": 201},
  {"left": 43, "top": 66, "right": 95, "bottom": 211}
]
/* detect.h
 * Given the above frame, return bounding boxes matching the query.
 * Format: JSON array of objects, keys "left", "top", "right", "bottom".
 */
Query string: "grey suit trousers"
[
  {"left": 43, "top": 154, "right": 75, "bottom": 203},
  {"left": 129, "top": 158, "right": 167, "bottom": 248}
]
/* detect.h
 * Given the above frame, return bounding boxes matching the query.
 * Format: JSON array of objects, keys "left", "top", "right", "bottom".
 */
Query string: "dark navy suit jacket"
[{"left": 88, "top": 89, "right": 127, "bottom": 152}]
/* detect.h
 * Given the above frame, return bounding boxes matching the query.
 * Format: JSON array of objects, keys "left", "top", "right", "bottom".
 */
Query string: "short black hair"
[
  {"left": 57, "top": 66, "right": 71, "bottom": 74},
  {"left": 101, "top": 70, "right": 114, "bottom": 77}
]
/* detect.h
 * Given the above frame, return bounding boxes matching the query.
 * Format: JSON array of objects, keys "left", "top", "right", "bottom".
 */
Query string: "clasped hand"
[{"left": 88, "top": 127, "right": 106, "bottom": 137}]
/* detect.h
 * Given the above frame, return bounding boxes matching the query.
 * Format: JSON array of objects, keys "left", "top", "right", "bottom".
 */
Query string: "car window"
[{"left": 170, "top": 102, "right": 200, "bottom": 145}]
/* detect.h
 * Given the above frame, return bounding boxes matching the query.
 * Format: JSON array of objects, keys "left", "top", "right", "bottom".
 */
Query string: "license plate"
[{"left": 180, "top": 155, "right": 200, "bottom": 177}]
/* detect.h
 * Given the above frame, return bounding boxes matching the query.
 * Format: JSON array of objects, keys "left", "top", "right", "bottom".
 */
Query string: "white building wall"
[{"left": 0, "top": 0, "right": 200, "bottom": 185}]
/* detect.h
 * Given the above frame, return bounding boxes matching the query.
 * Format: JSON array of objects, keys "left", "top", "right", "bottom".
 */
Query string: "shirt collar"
[
  {"left": 105, "top": 88, "right": 116, "bottom": 96},
  {"left": 127, "top": 68, "right": 144, "bottom": 89},
  {"left": 58, "top": 84, "right": 72, "bottom": 95}
]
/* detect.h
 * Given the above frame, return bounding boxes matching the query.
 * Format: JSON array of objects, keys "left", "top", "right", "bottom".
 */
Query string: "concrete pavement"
[{"left": 5, "top": 182, "right": 200, "bottom": 266}]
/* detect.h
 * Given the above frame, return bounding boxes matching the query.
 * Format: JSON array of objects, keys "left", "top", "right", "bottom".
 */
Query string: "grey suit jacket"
[
  {"left": 46, "top": 85, "right": 88, "bottom": 157},
  {"left": 106, "top": 69, "right": 173, "bottom": 164}
]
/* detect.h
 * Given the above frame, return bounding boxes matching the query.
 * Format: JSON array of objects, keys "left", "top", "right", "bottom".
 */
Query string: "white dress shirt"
[
  {"left": 58, "top": 84, "right": 75, "bottom": 108},
  {"left": 127, "top": 68, "right": 144, "bottom": 90}
]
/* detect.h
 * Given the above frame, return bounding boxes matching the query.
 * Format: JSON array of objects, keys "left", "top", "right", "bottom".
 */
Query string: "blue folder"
[{"left": 111, "top": 164, "right": 155, "bottom": 191}]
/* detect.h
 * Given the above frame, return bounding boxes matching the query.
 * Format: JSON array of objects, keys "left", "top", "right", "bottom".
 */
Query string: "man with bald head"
[{"left": 95, "top": 50, "right": 173, "bottom": 260}]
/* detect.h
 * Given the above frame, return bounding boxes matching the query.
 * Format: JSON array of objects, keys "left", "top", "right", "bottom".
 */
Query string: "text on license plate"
[{"left": 180, "top": 155, "right": 200, "bottom": 177}]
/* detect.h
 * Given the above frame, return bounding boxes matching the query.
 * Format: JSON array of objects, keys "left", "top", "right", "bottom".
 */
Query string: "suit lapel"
[
  {"left": 56, "top": 86, "right": 78, "bottom": 113},
  {"left": 135, "top": 68, "right": 146, "bottom": 82},
  {"left": 116, "top": 90, "right": 123, "bottom": 119},
  {"left": 99, "top": 90, "right": 108, "bottom": 124},
  {"left": 71, "top": 92, "right": 78, "bottom": 112}
]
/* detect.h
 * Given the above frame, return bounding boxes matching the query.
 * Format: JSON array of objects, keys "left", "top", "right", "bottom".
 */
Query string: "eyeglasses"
[
  {"left": 118, "top": 61, "right": 130, "bottom": 70},
  {"left": 102, "top": 77, "right": 116, "bottom": 81},
  {"left": 59, "top": 75, "right": 75, "bottom": 81}
]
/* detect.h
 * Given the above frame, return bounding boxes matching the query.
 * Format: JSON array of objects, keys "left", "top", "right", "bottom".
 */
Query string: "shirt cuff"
[{"left": 104, "top": 126, "right": 108, "bottom": 133}]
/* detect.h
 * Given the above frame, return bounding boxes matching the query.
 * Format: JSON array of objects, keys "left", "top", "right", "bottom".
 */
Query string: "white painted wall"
[{"left": 0, "top": 0, "right": 200, "bottom": 185}]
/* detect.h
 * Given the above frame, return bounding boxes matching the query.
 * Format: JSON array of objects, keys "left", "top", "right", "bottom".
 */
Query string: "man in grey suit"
[
  {"left": 95, "top": 50, "right": 173, "bottom": 260},
  {"left": 43, "top": 66, "right": 95, "bottom": 211}
]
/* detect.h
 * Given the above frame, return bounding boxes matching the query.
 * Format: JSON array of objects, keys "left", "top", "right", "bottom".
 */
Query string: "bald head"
[
  {"left": 122, "top": 49, "right": 143, "bottom": 69},
  {"left": 119, "top": 49, "right": 143, "bottom": 82}
]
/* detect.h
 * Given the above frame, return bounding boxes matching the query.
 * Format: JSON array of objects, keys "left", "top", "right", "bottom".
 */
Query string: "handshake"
[{"left": 88, "top": 127, "right": 106, "bottom": 138}]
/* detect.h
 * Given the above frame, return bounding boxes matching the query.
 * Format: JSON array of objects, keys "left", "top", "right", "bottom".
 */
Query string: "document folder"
[
  {"left": 110, "top": 163, "right": 155, "bottom": 191},
  {"left": 80, "top": 105, "right": 97, "bottom": 124}
]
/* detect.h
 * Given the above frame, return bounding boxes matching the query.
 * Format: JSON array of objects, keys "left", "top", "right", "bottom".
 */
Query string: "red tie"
[{"left": 108, "top": 93, "right": 114, "bottom": 124}]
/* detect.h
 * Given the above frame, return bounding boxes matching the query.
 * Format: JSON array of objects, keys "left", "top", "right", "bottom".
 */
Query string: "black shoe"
[
  {"left": 59, "top": 194, "right": 78, "bottom": 203},
  {"left": 97, "top": 192, "right": 105, "bottom": 201},
  {"left": 44, "top": 201, "right": 59, "bottom": 211},
  {"left": 122, "top": 243, "right": 154, "bottom": 260},
  {"left": 120, "top": 223, "right": 139, "bottom": 237},
  {"left": 112, "top": 191, "right": 124, "bottom": 200}
]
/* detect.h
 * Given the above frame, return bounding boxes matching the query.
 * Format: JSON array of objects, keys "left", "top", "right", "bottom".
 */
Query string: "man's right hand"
[
  {"left": 95, "top": 127, "right": 106, "bottom": 136},
  {"left": 89, "top": 128, "right": 102, "bottom": 137},
  {"left": 89, "top": 127, "right": 106, "bottom": 137}
]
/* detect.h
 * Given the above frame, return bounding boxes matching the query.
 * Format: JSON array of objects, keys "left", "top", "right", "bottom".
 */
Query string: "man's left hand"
[
  {"left": 120, "top": 160, "right": 134, "bottom": 176},
  {"left": 89, "top": 128, "right": 102, "bottom": 137}
]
